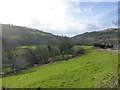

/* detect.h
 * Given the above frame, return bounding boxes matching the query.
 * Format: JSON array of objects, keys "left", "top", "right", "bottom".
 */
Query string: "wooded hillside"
[{"left": 71, "top": 28, "right": 118, "bottom": 45}]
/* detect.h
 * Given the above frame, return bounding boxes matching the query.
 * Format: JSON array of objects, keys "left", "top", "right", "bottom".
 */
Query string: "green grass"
[
  {"left": 9, "top": 35, "right": 21, "bottom": 39},
  {"left": 73, "top": 45, "right": 93, "bottom": 50},
  {"left": 18, "top": 45, "right": 47, "bottom": 50},
  {"left": 80, "top": 46, "right": 93, "bottom": 49},
  {"left": 2, "top": 50, "right": 118, "bottom": 88},
  {"left": 99, "top": 28, "right": 119, "bottom": 32},
  {"left": 31, "top": 32, "right": 47, "bottom": 36},
  {"left": 19, "top": 45, "right": 36, "bottom": 50}
]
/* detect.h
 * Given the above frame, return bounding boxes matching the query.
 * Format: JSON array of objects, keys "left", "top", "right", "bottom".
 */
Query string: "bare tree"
[
  {"left": 113, "top": 21, "right": 118, "bottom": 26},
  {"left": 4, "top": 48, "right": 18, "bottom": 73},
  {"left": 113, "top": 20, "right": 120, "bottom": 26}
]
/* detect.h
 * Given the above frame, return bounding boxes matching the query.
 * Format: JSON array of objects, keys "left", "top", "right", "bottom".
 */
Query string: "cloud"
[
  {"left": 74, "top": 8, "right": 81, "bottom": 13},
  {"left": 0, "top": 0, "right": 117, "bottom": 37},
  {"left": 30, "top": 18, "right": 110, "bottom": 37},
  {"left": 68, "top": 0, "right": 119, "bottom": 2}
]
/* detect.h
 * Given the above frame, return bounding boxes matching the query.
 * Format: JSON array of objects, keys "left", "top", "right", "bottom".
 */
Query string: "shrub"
[
  {"left": 70, "top": 46, "right": 85, "bottom": 56},
  {"left": 54, "top": 55, "right": 63, "bottom": 61}
]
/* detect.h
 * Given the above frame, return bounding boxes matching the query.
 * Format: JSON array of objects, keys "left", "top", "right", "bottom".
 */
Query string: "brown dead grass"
[{"left": 94, "top": 49, "right": 118, "bottom": 55}]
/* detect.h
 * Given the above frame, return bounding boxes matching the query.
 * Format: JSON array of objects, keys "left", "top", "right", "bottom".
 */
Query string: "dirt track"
[{"left": 94, "top": 49, "right": 118, "bottom": 55}]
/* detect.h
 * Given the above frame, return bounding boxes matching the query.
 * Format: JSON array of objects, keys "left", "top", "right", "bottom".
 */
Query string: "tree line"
[{"left": 2, "top": 36, "right": 85, "bottom": 75}]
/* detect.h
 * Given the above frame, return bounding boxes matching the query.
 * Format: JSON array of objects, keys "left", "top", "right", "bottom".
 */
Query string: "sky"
[{"left": 0, "top": 0, "right": 118, "bottom": 37}]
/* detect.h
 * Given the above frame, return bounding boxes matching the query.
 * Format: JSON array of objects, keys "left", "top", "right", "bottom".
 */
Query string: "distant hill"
[
  {"left": 71, "top": 28, "right": 118, "bottom": 45},
  {"left": 2, "top": 24, "right": 119, "bottom": 48},
  {"left": 2, "top": 24, "right": 61, "bottom": 48}
]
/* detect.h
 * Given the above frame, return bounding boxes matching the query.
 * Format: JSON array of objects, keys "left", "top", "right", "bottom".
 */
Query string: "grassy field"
[
  {"left": 72, "top": 45, "right": 93, "bottom": 50},
  {"left": 18, "top": 45, "right": 38, "bottom": 50},
  {"left": 9, "top": 35, "right": 21, "bottom": 39},
  {"left": 2, "top": 50, "right": 118, "bottom": 88},
  {"left": 30, "top": 32, "right": 48, "bottom": 36},
  {"left": 80, "top": 46, "right": 93, "bottom": 49}
]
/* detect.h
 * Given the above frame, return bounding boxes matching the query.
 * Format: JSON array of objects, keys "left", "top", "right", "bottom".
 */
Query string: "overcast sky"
[{"left": 0, "top": 0, "right": 118, "bottom": 37}]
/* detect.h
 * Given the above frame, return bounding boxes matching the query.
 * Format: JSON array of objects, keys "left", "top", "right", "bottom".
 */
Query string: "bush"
[
  {"left": 54, "top": 55, "right": 63, "bottom": 61},
  {"left": 35, "top": 46, "right": 49, "bottom": 64},
  {"left": 54, "top": 54, "right": 73, "bottom": 61},
  {"left": 70, "top": 46, "right": 85, "bottom": 56},
  {"left": 48, "top": 45, "right": 60, "bottom": 57}
]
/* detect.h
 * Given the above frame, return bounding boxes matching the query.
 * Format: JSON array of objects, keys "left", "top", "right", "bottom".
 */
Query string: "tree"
[
  {"left": 35, "top": 46, "right": 49, "bottom": 64},
  {"left": 113, "top": 21, "right": 118, "bottom": 26},
  {"left": 70, "top": 46, "right": 85, "bottom": 56},
  {"left": 57, "top": 36, "right": 72, "bottom": 54},
  {"left": 24, "top": 48, "right": 39, "bottom": 67},
  {"left": 3, "top": 48, "right": 18, "bottom": 72}
]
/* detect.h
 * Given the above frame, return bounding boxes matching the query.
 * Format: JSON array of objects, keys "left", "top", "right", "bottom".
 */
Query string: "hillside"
[
  {"left": 2, "top": 24, "right": 61, "bottom": 49},
  {"left": 2, "top": 50, "right": 118, "bottom": 88},
  {"left": 71, "top": 28, "right": 118, "bottom": 45},
  {"left": 2, "top": 24, "right": 119, "bottom": 48},
  {"left": 2, "top": 24, "right": 118, "bottom": 88}
]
